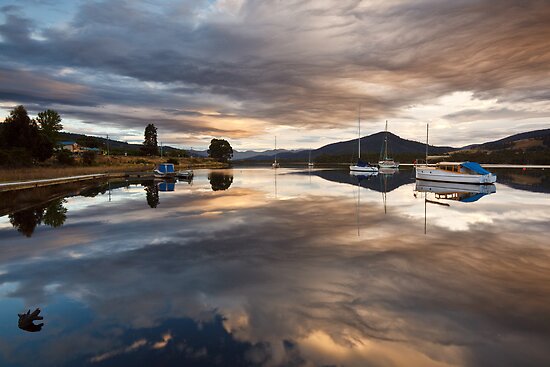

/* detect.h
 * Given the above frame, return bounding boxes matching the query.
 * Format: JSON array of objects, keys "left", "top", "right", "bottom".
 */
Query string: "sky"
[{"left": 0, "top": 0, "right": 549, "bottom": 150}]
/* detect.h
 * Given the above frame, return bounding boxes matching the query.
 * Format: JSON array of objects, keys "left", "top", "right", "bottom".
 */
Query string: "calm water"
[{"left": 0, "top": 168, "right": 549, "bottom": 367}]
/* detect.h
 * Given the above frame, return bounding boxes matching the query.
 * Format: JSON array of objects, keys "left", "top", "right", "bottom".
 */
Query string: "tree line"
[
  {"left": 1, "top": 105, "right": 234, "bottom": 167},
  {"left": 0, "top": 105, "right": 62, "bottom": 167}
]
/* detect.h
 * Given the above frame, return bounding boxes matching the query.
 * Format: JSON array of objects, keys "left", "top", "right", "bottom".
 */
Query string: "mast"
[
  {"left": 358, "top": 105, "right": 361, "bottom": 159},
  {"left": 308, "top": 150, "right": 311, "bottom": 164},
  {"left": 425, "top": 123, "right": 429, "bottom": 164},
  {"left": 384, "top": 120, "right": 388, "bottom": 160},
  {"left": 274, "top": 136, "right": 277, "bottom": 163}
]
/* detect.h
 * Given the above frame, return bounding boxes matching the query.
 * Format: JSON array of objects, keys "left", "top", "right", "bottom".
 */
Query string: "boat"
[
  {"left": 415, "top": 124, "right": 496, "bottom": 184},
  {"left": 154, "top": 163, "right": 176, "bottom": 178},
  {"left": 415, "top": 180, "right": 496, "bottom": 203},
  {"left": 416, "top": 161, "right": 497, "bottom": 184},
  {"left": 378, "top": 120, "right": 399, "bottom": 169},
  {"left": 272, "top": 136, "right": 280, "bottom": 168},
  {"left": 176, "top": 169, "right": 194, "bottom": 179},
  {"left": 349, "top": 107, "right": 378, "bottom": 173},
  {"left": 308, "top": 150, "right": 314, "bottom": 167}
]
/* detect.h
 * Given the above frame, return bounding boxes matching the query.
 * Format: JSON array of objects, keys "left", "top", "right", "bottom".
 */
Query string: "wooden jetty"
[{"left": 0, "top": 172, "right": 155, "bottom": 193}]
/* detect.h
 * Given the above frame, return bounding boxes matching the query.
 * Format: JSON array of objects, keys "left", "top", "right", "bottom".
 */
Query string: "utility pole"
[
  {"left": 106, "top": 134, "right": 110, "bottom": 157},
  {"left": 160, "top": 142, "right": 163, "bottom": 158}
]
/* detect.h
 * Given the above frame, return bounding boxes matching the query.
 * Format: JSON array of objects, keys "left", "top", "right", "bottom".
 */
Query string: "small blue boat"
[{"left": 154, "top": 163, "right": 176, "bottom": 178}]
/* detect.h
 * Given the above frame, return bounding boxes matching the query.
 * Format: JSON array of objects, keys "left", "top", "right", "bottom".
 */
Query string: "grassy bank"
[{"left": 0, "top": 156, "right": 228, "bottom": 182}]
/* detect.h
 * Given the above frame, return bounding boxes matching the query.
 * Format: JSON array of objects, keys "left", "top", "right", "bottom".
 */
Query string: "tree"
[
  {"left": 35, "top": 109, "right": 63, "bottom": 144},
  {"left": 0, "top": 105, "right": 53, "bottom": 163},
  {"left": 141, "top": 123, "right": 158, "bottom": 156},
  {"left": 76, "top": 136, "right": 102, "bottom": 148},
  {"left": 208, "top": 138, "right": 233, "bottom": 163}
]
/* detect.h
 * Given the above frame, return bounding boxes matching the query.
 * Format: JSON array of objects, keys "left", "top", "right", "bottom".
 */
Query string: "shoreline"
[{"left": 0, "top": 157, "right": 229, "bottom": 183}]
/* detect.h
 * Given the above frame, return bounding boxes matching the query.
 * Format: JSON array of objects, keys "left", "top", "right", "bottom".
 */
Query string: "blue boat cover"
[
  {"left": 158, "top": 164, "right": 175, "bottom": 173},
  {"left": 356, "top": 159, "right": 372, "bottom": 167},
  {"left": 461, "top": 161, "right": 490, "bottom": 175},
  {"left": 460, "top": 193, "right": 486, "bottom": 203}
]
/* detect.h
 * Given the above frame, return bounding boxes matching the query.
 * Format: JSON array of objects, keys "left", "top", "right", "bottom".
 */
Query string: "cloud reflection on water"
[{"left": 0, "top": 169, "right": 549, "bottom": 366}]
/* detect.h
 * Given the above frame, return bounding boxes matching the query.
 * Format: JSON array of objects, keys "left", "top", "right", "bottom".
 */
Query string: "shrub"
[
  {"left": 0, "top": 148, "right": 33, "bottom": 168},
  {"left": 56, "top": 149, "right": 75, "bottom": 165},
  {"left": 82, "top": 151, "right": 97, "bottom": 166},
  {"left": 167, "top": 157, "right": 179, "bottom": 165}
]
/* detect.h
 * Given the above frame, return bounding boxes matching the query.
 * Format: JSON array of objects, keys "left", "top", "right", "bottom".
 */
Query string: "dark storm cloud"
[{"left": 0, "top": 0, "right": 549, "bottom": 139}]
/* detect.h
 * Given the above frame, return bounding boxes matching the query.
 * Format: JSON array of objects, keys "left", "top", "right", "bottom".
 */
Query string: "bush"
[
  {"left": 166, "top": 157, "right": 179, "bottom": 165},
  {"left": 56, "top": 149, "right": 75, "bottom": 165},
  {"left": 82, "top": 151, "right": 97, "bottom": 166},
  {"left": 0, "top": 148, "right": 33, "bottom": 168}
]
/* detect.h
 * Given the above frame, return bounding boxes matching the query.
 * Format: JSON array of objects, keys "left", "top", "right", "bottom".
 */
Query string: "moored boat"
[
  {"left": 378, "top": 120, "right": 399, "bottom": 169},
  {"left": 416, "top": 161, "right": 497, "bottom": 184},
  {"left": 176, "top": 169, "right": 194, "bottom": 179},
  {"left": 415, "top": 123, "right": 496, "bottom": 184},
  {"left": 154, "top": 163, "right": 176, "bottom": 178},
  {"left": 350, "top": 106, "right": 378, "bottom": 173}
]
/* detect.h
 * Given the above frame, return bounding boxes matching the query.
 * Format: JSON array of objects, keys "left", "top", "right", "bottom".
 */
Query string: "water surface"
[{"left": 0, "top": 168, "right": 549, "bottom": 367}]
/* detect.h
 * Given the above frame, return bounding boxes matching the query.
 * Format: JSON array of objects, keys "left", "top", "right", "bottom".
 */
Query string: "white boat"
[
  {"left": 350, "top": 106, "right": 378, "bottom": 173},
  {"left": 415, "top": 124, "right": 496, "bottom": 184},
  {"left": 272, "top": 136, "right": 280, "bottom": 168},
  {"left": 176, "top": 169, "right": 194, "bottom": 179},
  {"left": 416, "top": 162, "right": 497, "bottom": 184},
  {"left": 378, "top": 120, "right": 399, "bottom": 169},
  {"left": 415, "top": 180, "right": 496, "bottom": 202},
  {"left": 308, "top": 150, "right": 314, "bottom": 167},
  {"left": 154, "top": 163, "right": 176, "bottom": 178}
]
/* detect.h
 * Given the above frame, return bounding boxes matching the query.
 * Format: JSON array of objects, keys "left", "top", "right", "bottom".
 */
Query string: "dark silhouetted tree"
[
  {"left": 208, "top": 138, "right": 233, "bottom": 163},
  {"left": 0, "top": 105, "right": 53, "bottom": 163},
  {"left": 141, "top": 123, "right": 158, "bottom": 156},
  {"left": 35, "top": 109, "right": 63, "bottom": 144},
  {"left": 208, "top": 172, "right": 234, "bottom": 191}
]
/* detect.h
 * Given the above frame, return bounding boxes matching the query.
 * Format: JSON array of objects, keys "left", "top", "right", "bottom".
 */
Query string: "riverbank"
[{"left": 0, "top": 156, "right": 228, "bottom": 183}]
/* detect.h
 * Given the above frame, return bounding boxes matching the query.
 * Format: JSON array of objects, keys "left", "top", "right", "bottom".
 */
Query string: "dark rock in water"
[{"left": 18, "top": 308, "right": 44, "bottom": 332}]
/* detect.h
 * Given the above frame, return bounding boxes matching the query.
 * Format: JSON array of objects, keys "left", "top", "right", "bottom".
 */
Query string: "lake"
[{"left": 0, "top": 168, "right": 549, "bottom": 367}]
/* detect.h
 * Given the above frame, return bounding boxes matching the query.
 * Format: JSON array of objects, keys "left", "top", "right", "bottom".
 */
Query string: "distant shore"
[{"left": 0, "top": 156, "right": 228, "bottom": 183}]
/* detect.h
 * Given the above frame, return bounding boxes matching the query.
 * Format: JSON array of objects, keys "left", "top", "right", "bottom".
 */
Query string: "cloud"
[{"left": 0, "top": 0, "right": 549, "bottom": 147}]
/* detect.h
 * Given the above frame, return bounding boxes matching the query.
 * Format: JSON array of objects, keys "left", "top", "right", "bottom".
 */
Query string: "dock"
[{"left": 0, "top": 172, "right": 155, "bottom": 192}]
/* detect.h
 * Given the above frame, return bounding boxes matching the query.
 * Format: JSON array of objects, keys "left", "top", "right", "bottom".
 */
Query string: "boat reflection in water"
[
  {"left": 157, "top": 180, "right": 175, "bottom": 192},
  {"left": 415, "top": 180, "right": 496, "bottom": 203}
]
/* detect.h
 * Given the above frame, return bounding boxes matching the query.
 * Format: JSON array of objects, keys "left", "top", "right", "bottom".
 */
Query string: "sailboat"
[
  {"left": 308, "top": 150, "right": 314, "bottom": 167},
  {"left": 349, "top": 107, "right": 378, "bottom": 173},
  {"left": 415, "top": 124, "right": 497, "bottom": 184},
  {"left": 272, "top": 136, "right": 280, "bottom": 168},
  {"left": 378, "top": 120, "right": 399, "bottom": 169}
]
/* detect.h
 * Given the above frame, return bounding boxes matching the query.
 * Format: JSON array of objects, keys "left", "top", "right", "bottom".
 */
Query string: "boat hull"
[
  {"left": 378, "top": 161, "right": 399, "bottom": 169},
  {"left": 154, "top": 172, "right": 176, "bottom": 179},
  {"left": 350, "top": 165, "right": 378, "bottom": 172},
  {"left": 415, "top": 167, "right": 496, "bottom": 184}
]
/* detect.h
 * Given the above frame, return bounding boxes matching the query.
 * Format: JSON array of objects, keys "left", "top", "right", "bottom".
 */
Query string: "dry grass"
[{"left": 0, "top": 156, "right": 228, "bottom": 182}]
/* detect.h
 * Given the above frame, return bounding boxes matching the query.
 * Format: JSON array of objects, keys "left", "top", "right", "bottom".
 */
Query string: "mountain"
[
  {"left": 236, "top": 132, "right": 455, "bottom": 161},
  {"left": 461, "top": 128, "right": 550, "bottom": 151}
]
